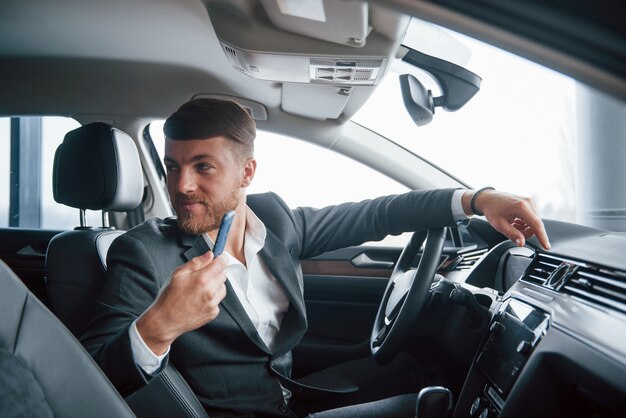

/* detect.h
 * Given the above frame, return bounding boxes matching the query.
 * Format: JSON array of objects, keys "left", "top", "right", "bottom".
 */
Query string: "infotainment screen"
[{"left": 476, "top": 299, "right": 550, "bottom": 397}]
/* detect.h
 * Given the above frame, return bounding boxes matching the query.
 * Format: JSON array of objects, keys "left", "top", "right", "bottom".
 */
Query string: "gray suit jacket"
[{"left": 80, "top": 189, "right": 457, "bottom": 417}]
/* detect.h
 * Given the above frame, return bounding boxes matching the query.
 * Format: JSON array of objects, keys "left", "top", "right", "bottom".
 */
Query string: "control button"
[
  {"left": 479, "top": 407, "right": 494, "bottom": 418},
  {"left": 489, "top": 321, "right": 504, "bottom": 334},
  {"left": 317, "top": 68, "right": 335, "bottom": 77},
  {"left": 278, "top": 403, "right": 289, "bottom": 413},
  {"left": 470, "top": 396, "right": 485, "bottom": 416},
  {"left": 517, "top": 340, "right": 533, "bottom": 355}
]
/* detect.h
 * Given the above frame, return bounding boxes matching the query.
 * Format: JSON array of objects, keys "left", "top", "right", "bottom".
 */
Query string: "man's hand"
[
  {"left": 463, "top": 189, "right": 551, "bottom": 250},
  {"left": 136, "top": 251, "right": 228, "bottom": 355}
]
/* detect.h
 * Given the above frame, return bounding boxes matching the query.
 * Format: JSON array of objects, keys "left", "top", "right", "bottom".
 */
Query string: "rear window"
[{"left": 0, "top": 116, "right": 101, "bottom": 230}]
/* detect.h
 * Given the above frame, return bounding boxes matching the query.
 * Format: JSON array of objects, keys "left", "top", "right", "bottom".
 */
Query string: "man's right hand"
[{"left": 136, "top": 251, "right": 228, "bottom": 355}]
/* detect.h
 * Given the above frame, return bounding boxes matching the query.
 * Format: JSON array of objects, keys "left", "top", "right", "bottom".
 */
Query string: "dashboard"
[{"left": 444, "top": 220, "right": 626, "bottom": 417}]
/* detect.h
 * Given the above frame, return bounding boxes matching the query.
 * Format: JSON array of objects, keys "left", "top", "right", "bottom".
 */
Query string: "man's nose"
[{"left": 176, "top": 168, "right": 197, "bottom": 193}]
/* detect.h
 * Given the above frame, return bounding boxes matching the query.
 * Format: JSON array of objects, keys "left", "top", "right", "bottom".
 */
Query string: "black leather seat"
[
  {"left": 0, "top": 259, "right": 136, "bottom": 418},
  {"left": 45, "top": 122, "right": 145, "bottom": 336},
  {"left": 44, "top": 122, "right": 208, "bottom": 418}
]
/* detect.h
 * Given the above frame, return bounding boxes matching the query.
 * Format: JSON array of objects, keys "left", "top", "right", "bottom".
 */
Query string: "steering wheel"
[{"left": 370, "top": 227, "right": 447, "bottom": 364}]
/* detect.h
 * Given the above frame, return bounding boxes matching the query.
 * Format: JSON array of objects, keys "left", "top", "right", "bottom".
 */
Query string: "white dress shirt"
[
  {"left": 205, "top": 207, "right": 290, "bottom": 352},
  {"left": 129, "top": 192, "right": 471, "bottom": 375},
  {"left": 130, "top": 206, "right": 289, "bottom": 375}
]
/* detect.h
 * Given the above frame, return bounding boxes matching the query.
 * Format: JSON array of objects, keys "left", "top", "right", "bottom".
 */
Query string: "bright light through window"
[{"left": 354, "top": 19, "right": 577, "bottom": 223}]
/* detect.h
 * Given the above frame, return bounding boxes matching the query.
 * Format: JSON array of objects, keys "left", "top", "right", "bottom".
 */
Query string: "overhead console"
[
  {"left": 208, "top": 0, "right": 406, "bottom": 85},
  {"left": 205, "top": 0, "right": 408, "bottom": 119}
]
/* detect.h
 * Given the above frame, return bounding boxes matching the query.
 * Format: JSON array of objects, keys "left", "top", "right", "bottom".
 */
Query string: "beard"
[{"left": 174, "top": 187, "right": 240, "bottom": 235}]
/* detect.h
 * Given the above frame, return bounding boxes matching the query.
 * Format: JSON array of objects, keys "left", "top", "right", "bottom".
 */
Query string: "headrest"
[{"left": 53, "top": 122, "right": 144, "bottom": 211}]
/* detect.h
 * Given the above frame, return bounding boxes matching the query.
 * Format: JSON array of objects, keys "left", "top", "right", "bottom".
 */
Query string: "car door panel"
[
  {"left": 0, "top": 228, "right": 61, "bottom": 306},
  {"left": 293, "top": 246, "right": 398, "bottom": 377}
]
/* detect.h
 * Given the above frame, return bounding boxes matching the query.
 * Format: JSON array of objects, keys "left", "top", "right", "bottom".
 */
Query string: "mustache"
[{"left": 175, "top": 194, "right": 208, "bottom": 205}]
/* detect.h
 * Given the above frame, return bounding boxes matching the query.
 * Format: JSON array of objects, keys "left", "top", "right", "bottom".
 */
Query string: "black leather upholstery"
[
  {"left": 0, "top": 260, "right": 136, "bottom": 418},
  {"left": 0, "top": 348, "right": 53, "bottom": 418},
  {"left": 53, "top": 122, "right": 144, "bottom": 211},
  {"left": 46, "top": 229, "right": 122, "bottom": 336},
  {"left": 46, "top": 122, "right": 144, "bottom": 335},
  {"left": 126, "top": 364, "right": 210, "bottom": 418},
  {"left": 44, "top": 122, "right": 208, "bottom": 418}
]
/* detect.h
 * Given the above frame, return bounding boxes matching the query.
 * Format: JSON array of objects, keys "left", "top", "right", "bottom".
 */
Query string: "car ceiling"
[
  {"left": 0, "top": 0, "right": 624, "bottom": 144},
  {"left": 0, "top": 0, "right": 400, "bottom": 144},
  {"left": 382, "top": 0, "right": 625, "bottom": 100}
]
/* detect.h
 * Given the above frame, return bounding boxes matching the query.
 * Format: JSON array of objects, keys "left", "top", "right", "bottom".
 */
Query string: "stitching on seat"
[
  {"left": 161, "top": 371, "right": 202, "bottom": 418},
  {"left": 12, "top": 292, "right": 30, "bottom": 354}
]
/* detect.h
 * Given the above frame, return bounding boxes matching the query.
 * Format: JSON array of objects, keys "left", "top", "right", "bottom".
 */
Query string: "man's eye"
[
  {"left": 197, "top": 163, "right": 213, "bottom": 171},
  {"left": 165, "top": 165, "right": 177, "bottom": 172}
]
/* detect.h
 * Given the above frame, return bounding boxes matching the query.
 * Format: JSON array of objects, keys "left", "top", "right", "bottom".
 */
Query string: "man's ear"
[{"left": 241, "top": 158, "right": 256, "bottom": 187}]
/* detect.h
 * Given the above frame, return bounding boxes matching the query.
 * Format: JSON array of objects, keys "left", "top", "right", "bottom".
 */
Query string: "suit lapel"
[
  {"left": 179, "top": 226, "right": 271, "bottom": 354},
  {"left": 261, "top": 230, "right": 307, "bottom": 355},
  {"left": 220, "top": 280, "right": 271, "bottom": 354},
  {"left": 176, "top": 220, "right": 306, "bottom": 355},
  {"left": 180, "top": 226, "right": 206, "bottom": 261}
]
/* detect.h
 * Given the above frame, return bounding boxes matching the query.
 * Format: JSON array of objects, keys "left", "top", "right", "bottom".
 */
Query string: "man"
[{"left": 81, "top": 99, "right": 550, "bottom": 417}]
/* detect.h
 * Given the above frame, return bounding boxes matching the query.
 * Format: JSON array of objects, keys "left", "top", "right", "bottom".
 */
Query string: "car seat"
[
  {"left": 0, "top": 259, "right": 136, "bottom": 418},
  {"left": 44, "top": 122, "right": 208, "bottom": 418}
]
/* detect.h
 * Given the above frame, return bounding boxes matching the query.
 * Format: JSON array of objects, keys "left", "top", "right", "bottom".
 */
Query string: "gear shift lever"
[{"left": 415, "top": 386, "right": 453, "bottom": 418}]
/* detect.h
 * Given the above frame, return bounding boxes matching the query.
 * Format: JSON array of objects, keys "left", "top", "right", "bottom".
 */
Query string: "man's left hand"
[{"left": 463, "top": 189, "right": 551, "bottom": 250}]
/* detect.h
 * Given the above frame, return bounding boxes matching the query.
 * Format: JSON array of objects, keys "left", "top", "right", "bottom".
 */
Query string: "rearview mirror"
[
  {"left": 399, "top": 74, "right": 434, "bottom": 126},
  {"left": 399, "top": 46, "right": 482, "bottom": 127}
]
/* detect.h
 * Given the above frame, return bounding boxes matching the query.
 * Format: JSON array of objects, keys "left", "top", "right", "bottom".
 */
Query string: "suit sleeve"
[
  {"left": 80, "top": 233, "right": 166, "bottom": 396},
  {"left": 293, "top": 188, "right": 457, "bottom": 259}
]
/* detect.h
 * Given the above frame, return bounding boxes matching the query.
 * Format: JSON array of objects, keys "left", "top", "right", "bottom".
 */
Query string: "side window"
[
  {"left": 148, "top": 123, "right": 411, "bottom": 247},
  {"left": 0, "top": 119, "right": 9, "bottom": 227},
  {"left": 0, "top": 116, "right": 94, "bottom": 230},
  {"left": 250, "top": 131, "right": 412, "bottom": 247}
]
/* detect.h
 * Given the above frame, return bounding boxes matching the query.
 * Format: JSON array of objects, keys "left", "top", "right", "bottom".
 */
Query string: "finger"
[
  {"left": 494, "top": 219, "right": 527, "bottom": 247},
  {"left": 206, "top": 281, "right": 227, "bottom": 300},
  {"left": 213, "top": 283, "right": 227, "bottom": 304},
  {"left": 512, "top": 222, "right": 526, "bottom": 232},
  {"left": 203, "top": 283, "right": 227, "bottom": 315},
  {"left": 175, "top": 251, "right": 215, "bottom": 275},
  {"left": 515, "top": 206, "right": 551, "bottom": 250},
  {"left": 204, "top": 284, "right": 227, "bottom": 322},
  {"left": 534, "top": 224, "right": 551, "bottom": 250},
  {"left": 198, "top": 258, "right": 228, "bottom": 291},
  {"left": 212, "top": 254, "right": 229, "bottom": 270}
]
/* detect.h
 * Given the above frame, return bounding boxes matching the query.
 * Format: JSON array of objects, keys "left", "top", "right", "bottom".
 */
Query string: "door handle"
[
  {"left": 17, "top": 245, "right": 46, "bottom": 259},
  {"left": 351, "top": 253, "right": 394, "bottom": 269}
]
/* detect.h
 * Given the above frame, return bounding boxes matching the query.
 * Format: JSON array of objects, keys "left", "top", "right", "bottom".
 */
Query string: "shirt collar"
[{"left": 201, "top": 205, "right": 267, "bottom": 266}]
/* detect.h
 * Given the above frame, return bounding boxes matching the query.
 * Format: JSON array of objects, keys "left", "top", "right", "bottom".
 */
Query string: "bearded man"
[{"left": 81, "top": 99, "right": 550, "bottom": 418}]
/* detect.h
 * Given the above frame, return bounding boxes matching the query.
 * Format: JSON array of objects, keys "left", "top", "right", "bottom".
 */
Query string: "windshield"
[{"left": 354, "top": 18, "right": 581, "bottom": 225}]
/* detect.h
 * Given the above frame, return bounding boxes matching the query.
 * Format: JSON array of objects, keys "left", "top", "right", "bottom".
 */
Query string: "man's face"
[{"left": 164, "top": 136, "right": 250, "bottom": 235}]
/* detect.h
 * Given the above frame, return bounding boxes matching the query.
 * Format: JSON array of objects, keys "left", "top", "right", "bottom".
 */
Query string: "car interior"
[{"left": 0, "top": 1, "right": 625, "bottom": 417}]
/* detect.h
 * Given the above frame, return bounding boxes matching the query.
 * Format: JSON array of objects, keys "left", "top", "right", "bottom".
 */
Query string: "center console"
[{"left": 459, "top": 298, "right": 550, "bottom": 418}]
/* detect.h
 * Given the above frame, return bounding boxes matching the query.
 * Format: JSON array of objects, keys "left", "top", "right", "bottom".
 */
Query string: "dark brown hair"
[{"left": 164, "top": 98, "right": 255, "bottom": 158}]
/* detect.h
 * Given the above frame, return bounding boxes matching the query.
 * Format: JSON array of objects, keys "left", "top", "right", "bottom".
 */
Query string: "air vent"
[
  {"left": 218, "top": 40, "right": 387, "bottom": 85},
  {"left": 354, "top": 69, "right": 373, "bottom": 81},
  {"left": 561, "top": 266, "right": 626, "bottom": 314},
  {"left": 310, "top": 59, "right": 384, "bottom": 85},
  {"left": 220, "top": 43, "right": 246, "bottom": 74},
  {"left": 521, "top": 253, "right": 561, "bottom": 286},
  {"left": 452, "top": 248, "right": 488, "bottom": 271},
  {"left": 224, "top": 45, "right": 237, "bottom": 56}
]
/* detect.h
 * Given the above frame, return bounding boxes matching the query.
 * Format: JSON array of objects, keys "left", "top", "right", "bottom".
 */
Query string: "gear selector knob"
[{"left": 415, "top": 386, "right": 453, "bottom": 418}]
